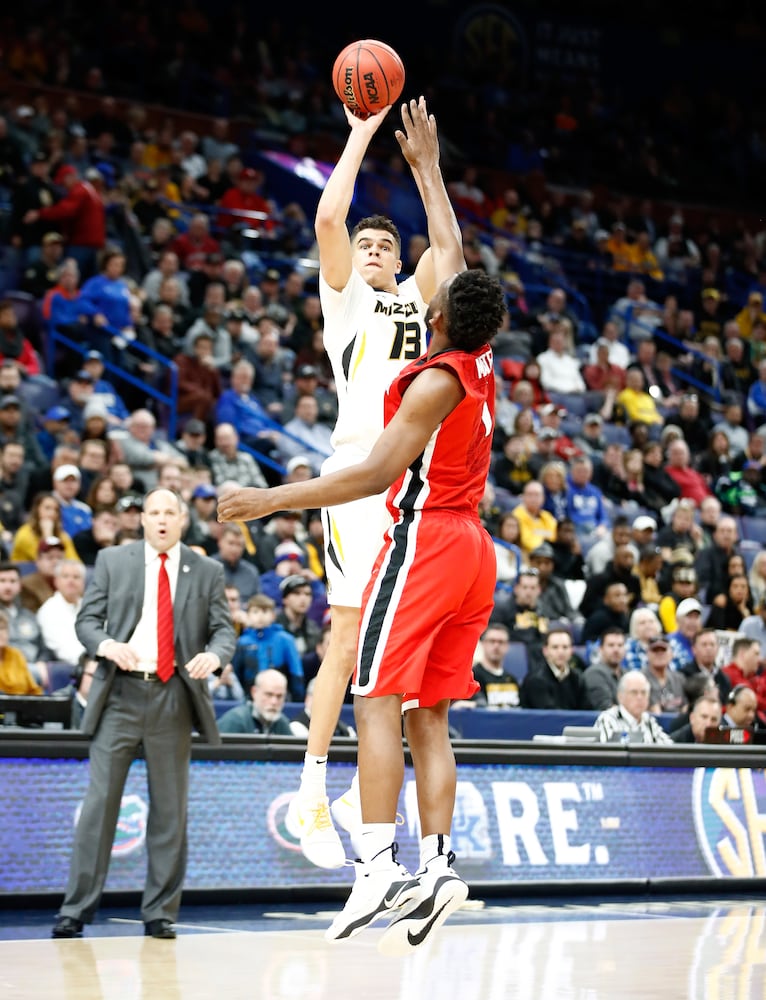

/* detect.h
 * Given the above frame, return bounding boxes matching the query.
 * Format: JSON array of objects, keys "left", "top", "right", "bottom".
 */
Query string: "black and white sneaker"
[
  {"left": 378, "top": 851, "right": 468, "bottom": 956},
  {"left": 324, "top": 844, "right": 419, "bottom": 943}
]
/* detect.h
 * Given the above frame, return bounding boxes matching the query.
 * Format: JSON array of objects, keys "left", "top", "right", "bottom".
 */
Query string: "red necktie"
[{"left": 157, "top": 552, "right": 174, "bottom": 682}]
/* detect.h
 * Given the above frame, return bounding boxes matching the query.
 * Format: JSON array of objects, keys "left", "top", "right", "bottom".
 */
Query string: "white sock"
[
  {"left": 420, "top": 833, "right": 451, "bottom": 871},
  {"left": 300, "top": 753, "right": 327, "bottom": 797},
  {"left": 358, "top": 823, "right": 396, "bottom": 865}
]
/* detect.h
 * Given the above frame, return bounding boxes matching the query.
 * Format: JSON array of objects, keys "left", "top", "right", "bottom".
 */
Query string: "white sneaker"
[
  {"left": 325, "top": 849, "right": 419, "bottom": 943},
  {"left": 377, "top": 852, "right": 468, "bottom": 956},
  {"left": 285, "top": 793, "right": 346, "bottom": 870}
]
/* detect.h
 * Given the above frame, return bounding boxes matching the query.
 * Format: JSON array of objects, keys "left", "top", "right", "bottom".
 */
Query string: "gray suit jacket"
[{"left": 75, "top": 541, "right": 236, "bottom": 744}]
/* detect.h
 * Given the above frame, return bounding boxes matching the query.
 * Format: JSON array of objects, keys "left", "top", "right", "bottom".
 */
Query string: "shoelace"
[{"left": 304, "top": 800, "right": 334, "bottom": 835}]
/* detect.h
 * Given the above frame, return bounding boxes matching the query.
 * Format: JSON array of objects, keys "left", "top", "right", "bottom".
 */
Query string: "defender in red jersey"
[{"left": 218, "top": 270, "right": 507, "bottom": 954}]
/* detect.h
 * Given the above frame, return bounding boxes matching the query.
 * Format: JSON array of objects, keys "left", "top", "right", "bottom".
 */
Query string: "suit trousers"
[{"left": 60, "top": 671, "right": 194, "bottom": 923}]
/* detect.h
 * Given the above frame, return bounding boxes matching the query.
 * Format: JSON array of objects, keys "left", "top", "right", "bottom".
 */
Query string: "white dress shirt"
[{"left": 127, "top": 542, "right": 181, "bottom": 672}]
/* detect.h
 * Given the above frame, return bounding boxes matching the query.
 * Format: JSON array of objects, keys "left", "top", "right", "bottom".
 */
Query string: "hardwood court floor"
[{"left": 1, "top": 897, "right": 764, "bottom": 1000}]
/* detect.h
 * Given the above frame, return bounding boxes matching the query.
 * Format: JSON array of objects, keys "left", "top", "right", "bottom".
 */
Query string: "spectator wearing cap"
[
  {"left": 60, "top": 368, "right": 95, "bottom": 435},
  {"left": 174, "top": 419, "right": 212, "bottom": 470},
  {"left": 259, "top": 539, "right": 326, "bottom": 612},
  {"left": 170, "top": 213, "right": 222, "bottom": 272},
  {"left": 217, "top": 166, "right": 275, "bottom": 233},
  {"left": 36, "top": 406, "right": 72, "bottom": 462},
  {"left": 658, "top": 564, "right": 700, "bottom": 634},
  {"left": 0, "top": 394, "right": 46, "bottom": 471},
  {"left": 715, "top": 460, "right": 766, "bottom": 517},
  {"left": 19, "top": 535, "right": 66, "bottom": 612},
  {"left": 574, "top": 413, "right": 608, "bottom": 460},
  {"left": 223, "top": 307, "right": 259, "bottom": 369},
  {"left": 182, "top": 484, "right": 218, "bottom": 552},
  {"left": 285, "top": 455, "right": 314, "bottom": 483},
  {"left": 259, "top": 268, "right": 283, "bottom": 306},
  {"left": 536, "top": 325, "right": 586, "bottom": 395},
  {"left": 80, "top": 350, "right": 130, "bottom": 424},
  {"left": 24, "top": 164, "right": 105, "bottom": 279},
  {"left": 0, "top": 300, "right": 41, "bottom": 377},
  {"left": 668, "top": 597, "right": 704, "bottom": 669},
  {"left": 536, "top": 404, "right": 581, "bottom": 465},
  {"left": 282, "top": 360, "right": 337, "bottom": 424},
  {"left": 19, "top": 230, "right": 66, "bottom": 300},
  {"left": 735, "top": 291, "right": 766, "bottom": 342},
  {"left": 525, "top": 426, "right": 559, "bottom": 480},
  {"left": 52, "top": 464, "right": 92, "bottom": 537},
  {"left": 276, "top": 574, "right": 322, "bottom": 657},
  {"left": 212, "top": 523, "right": 261, "bottom": 604},
  {"left": 115, "top": 493, "right": 144, "bottom": 538}
]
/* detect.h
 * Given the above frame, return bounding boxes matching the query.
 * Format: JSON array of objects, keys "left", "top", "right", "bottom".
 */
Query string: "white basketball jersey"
[{"left": 320, "top": 269, "right": 427, "bottom": 454}]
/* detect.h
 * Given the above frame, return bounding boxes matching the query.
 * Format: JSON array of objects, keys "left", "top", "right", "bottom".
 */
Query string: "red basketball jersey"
[{"left": 383, "top": 343, "right": 495, "bottom": 517}]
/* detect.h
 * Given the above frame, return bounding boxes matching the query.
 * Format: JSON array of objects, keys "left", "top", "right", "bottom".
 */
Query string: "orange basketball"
[{"left": 332, "top": 39, "right": 405, "bottom": 119}]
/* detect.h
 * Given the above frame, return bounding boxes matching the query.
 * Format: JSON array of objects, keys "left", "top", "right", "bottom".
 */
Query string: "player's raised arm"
[
  {"left": 396, "top": 97, "right": 465, "bottom": 301},
  {"left": 315, "top": 106, "right": 392, "bottom": 292}
]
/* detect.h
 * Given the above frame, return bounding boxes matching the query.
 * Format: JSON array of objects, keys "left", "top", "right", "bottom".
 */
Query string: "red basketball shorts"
[{"left": 352, "top": 511, "right": 496, "bottom": 707}]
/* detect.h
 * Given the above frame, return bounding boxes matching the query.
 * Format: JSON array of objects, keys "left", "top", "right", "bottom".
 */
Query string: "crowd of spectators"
[{"left": 0, "top": 19, "right": 765, "bottom": 743}]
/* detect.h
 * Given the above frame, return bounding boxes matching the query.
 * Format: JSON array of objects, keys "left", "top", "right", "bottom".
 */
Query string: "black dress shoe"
[
  {"left": 144, "top": 919, "right": 176, "bottom": 939},
  {"left": 52, "top": 916, "right": 84, "bottom": 938}
]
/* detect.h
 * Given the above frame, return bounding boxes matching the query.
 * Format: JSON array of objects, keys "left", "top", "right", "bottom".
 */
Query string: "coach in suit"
[{"left": 52, "top": 488, "right": 236, "bottom": 940}]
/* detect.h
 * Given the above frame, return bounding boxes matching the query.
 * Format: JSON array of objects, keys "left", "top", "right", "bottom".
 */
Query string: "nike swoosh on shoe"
[{"left": 407, "top": 898, "right": 452, "bottom": 947}]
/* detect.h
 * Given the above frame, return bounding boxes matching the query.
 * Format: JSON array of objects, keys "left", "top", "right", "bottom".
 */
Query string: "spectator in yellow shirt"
[
  {"left": 629, "top": 231, "right": 664, "bottom": 281},
  {"left": 512, "top": 480, "right": 558, "bottom": 556},
  {"left": 735, "top": 291, "right": 766, "bottom": 340},
  {"left": 616, "top": 367, "right": 664, "bottom": 426},
  {"left": 0, "top": 610, "right": 42, "bottom": 694}
]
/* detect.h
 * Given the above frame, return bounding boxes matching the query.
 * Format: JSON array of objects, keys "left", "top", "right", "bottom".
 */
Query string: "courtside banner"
[{"left": 2, "top": 751, "right": 765, "bottom": 892}]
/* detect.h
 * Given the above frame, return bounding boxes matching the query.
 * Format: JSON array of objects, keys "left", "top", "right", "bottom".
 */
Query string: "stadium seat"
[
  {"left": 602, "top": 423, "right": 631, "bottom": 446},
  {"left": 503, "top": 642, "right": 529, "bottom": 682},
  {"left": 740, "top": 516, "right": 766, "bottom": 544},
  {"left": 548, "top": 392, "right": 588, "bottom": 419}
]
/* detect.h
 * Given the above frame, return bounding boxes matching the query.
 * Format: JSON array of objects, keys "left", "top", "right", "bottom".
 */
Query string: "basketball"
[{"left": 332, "top": 39, "right": 405, "bottom": 119}]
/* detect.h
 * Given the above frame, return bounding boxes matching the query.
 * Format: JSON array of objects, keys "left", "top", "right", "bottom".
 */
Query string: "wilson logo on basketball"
[{"left": 342, "top": 68, "right": 359, "bottom": 109}]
